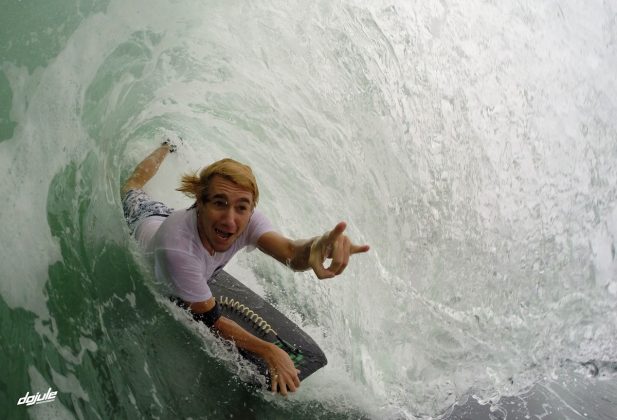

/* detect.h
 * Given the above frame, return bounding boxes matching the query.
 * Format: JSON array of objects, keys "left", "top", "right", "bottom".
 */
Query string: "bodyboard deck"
[{"left": 208, "top": 270, "right": 327, "bottom": 383}]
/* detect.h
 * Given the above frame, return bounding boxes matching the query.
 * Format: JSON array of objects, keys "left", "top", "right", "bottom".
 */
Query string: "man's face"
[{"left": 197, "top": 175, "right": 254, "bottom": 254}]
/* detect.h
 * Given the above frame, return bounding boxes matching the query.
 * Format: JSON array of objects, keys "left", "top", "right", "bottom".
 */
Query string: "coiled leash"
[
  {"left": 218, "top": 296, "right": 303, "bottom": 358},
  {"left": 218, "top": 295, "right": 303, "bottom": 364},
  {"left": 170, "top": 295, "right": 304, "bottom": 366}
]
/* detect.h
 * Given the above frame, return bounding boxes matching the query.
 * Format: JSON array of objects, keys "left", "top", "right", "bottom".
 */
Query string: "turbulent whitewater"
[{"left": 1, "top": 0, "right": 616, "bottom": 419}]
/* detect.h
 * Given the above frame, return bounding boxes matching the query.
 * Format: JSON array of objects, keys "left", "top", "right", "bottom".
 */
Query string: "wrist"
[
  {"left": 259, "top": 343, "right": 282, "bottom": 366},
  {"left": 255, "top": 341, "right": 277, "bottom": 358}
]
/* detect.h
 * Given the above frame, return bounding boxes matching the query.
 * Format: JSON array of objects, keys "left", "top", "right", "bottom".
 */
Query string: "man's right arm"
[
  {"left": 154, "top": 247, "right": 299, "bottom": 394},
  {"left": 189, "top": 298, "right": 300, "bottom": 396}
]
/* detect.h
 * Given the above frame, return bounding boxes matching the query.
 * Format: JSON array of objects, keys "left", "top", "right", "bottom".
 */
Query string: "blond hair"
[{"left": 177, "top": 158, "right": 259, "bottom": 207}]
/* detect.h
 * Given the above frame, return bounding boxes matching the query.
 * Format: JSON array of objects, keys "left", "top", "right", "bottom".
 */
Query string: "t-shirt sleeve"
[
  {"left": 243, "top": 209, "right": 275, "bottom": 251},
  {"left": 153, "top": 248, "right": 212, "bottom": 302}
]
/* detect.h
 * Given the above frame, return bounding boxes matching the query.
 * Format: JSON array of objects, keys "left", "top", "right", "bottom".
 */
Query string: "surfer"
[{"left": 121, "top": 139, "right": 370, "bottom": 396}]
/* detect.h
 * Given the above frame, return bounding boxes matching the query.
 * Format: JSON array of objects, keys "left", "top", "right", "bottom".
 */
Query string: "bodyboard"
[{"left": 208, "top": 270, "right": 327, "bottom": 383}]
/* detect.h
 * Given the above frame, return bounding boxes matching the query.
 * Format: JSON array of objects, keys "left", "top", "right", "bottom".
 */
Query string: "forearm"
[
  {"left": 213, "top": 315, "right": 300, "bottom": 395},
  {"left": 213, "top": 315, "right": 276, "bottom": 357}
]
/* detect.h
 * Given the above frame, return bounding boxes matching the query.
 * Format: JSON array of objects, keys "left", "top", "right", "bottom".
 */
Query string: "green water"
[
  {"left": 2, "top": 0, "right": 617, "bottom": 419},
  {"left": 0, "top": 1, "right": 372, "bottom": 418}
]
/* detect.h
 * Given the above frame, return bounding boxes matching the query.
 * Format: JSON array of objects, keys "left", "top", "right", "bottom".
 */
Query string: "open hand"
[
  {"left": 265, "top": 344, "right": 301, "bottom": 396},
  {"left": 309, "top": 222, "right": 370, "bottom": 279}
]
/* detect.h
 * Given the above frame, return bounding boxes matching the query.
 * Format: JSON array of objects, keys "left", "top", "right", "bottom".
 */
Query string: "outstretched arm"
[
  {"left": 257, "top": 222, "right": 370, "bottom": 279},
  {"left": 188, "top": 298, "right": 299, "bottom": 396},
  {"left": 121, "top": 144, "right": 173, "bottom": 198}
]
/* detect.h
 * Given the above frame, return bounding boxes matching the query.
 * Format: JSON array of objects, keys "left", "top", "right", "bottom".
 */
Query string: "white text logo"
[{"left": 17, "top": 388, "right": 57, "bottom": 406}]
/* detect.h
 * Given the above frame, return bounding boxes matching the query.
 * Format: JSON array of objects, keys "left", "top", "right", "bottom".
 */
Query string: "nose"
[{"left": 220, "top": 207, "right": 237, "bottom": 230}]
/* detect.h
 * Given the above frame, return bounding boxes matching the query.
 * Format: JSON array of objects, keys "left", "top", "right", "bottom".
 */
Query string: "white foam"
[{"left": 2, "top": 0, "right": 617, "bottom": 417}]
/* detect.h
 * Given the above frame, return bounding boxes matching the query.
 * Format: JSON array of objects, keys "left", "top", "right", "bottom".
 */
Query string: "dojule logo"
[{"left": 17, "top": 388, "right": 57, "bottom": 406}]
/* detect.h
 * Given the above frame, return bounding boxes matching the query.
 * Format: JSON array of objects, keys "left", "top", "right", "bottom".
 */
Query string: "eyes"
[{"left": 209, "top": 198, "right": 251, "bottom": 215}]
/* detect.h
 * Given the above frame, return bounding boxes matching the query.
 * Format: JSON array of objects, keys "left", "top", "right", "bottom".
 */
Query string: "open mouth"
[{"left": 214, "top": 228, "right": 233, "bottom": 239}]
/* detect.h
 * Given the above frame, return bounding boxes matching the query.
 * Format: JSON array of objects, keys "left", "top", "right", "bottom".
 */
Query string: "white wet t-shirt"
[{"left": 136, "top": 207, "right": 274, "bottom": 302}]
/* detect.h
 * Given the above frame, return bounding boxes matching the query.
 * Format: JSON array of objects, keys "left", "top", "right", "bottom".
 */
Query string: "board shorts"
[{"left": 122, "top": 189, "right": 174, "bottom": 235}]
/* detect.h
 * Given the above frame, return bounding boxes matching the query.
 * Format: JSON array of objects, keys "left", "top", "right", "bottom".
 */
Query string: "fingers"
[
  {"left": 327, "top": 236, "right": 350, "bottom": 275},
  {"left": 309, "top": 239, "right": 335, "bottom": 279},
  {"left": 327, "top": 221, "right": 347, "bottom": 242},
  {"left": 275, "top": 374, "right": 290, "bottom": 396},
  {"left": 312, "top": 263, "right": 336, "bottom": 280},
  {"left": 271, "top": 369, "right": 289, "bottom": 395},
  {"left": 271, "top": 370, "right": 278, "bottom": 393},
  {"left": 311, "top": 222, "right": 369, "bottom": 279},
  {"left": 270, "top": 373, "right": 299, "bottom": 396},
  {"left": 327, "top": 222, "right": 369, "bottom": 256},
  {"left": 269, "top": 361, "right": 301, "bottom": 396},
  {"left": 350, "top": 243, "right": 370, "bottom": 254},
  {"left": 294, "top": 369, "right": 301, "bottom": 387}
]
